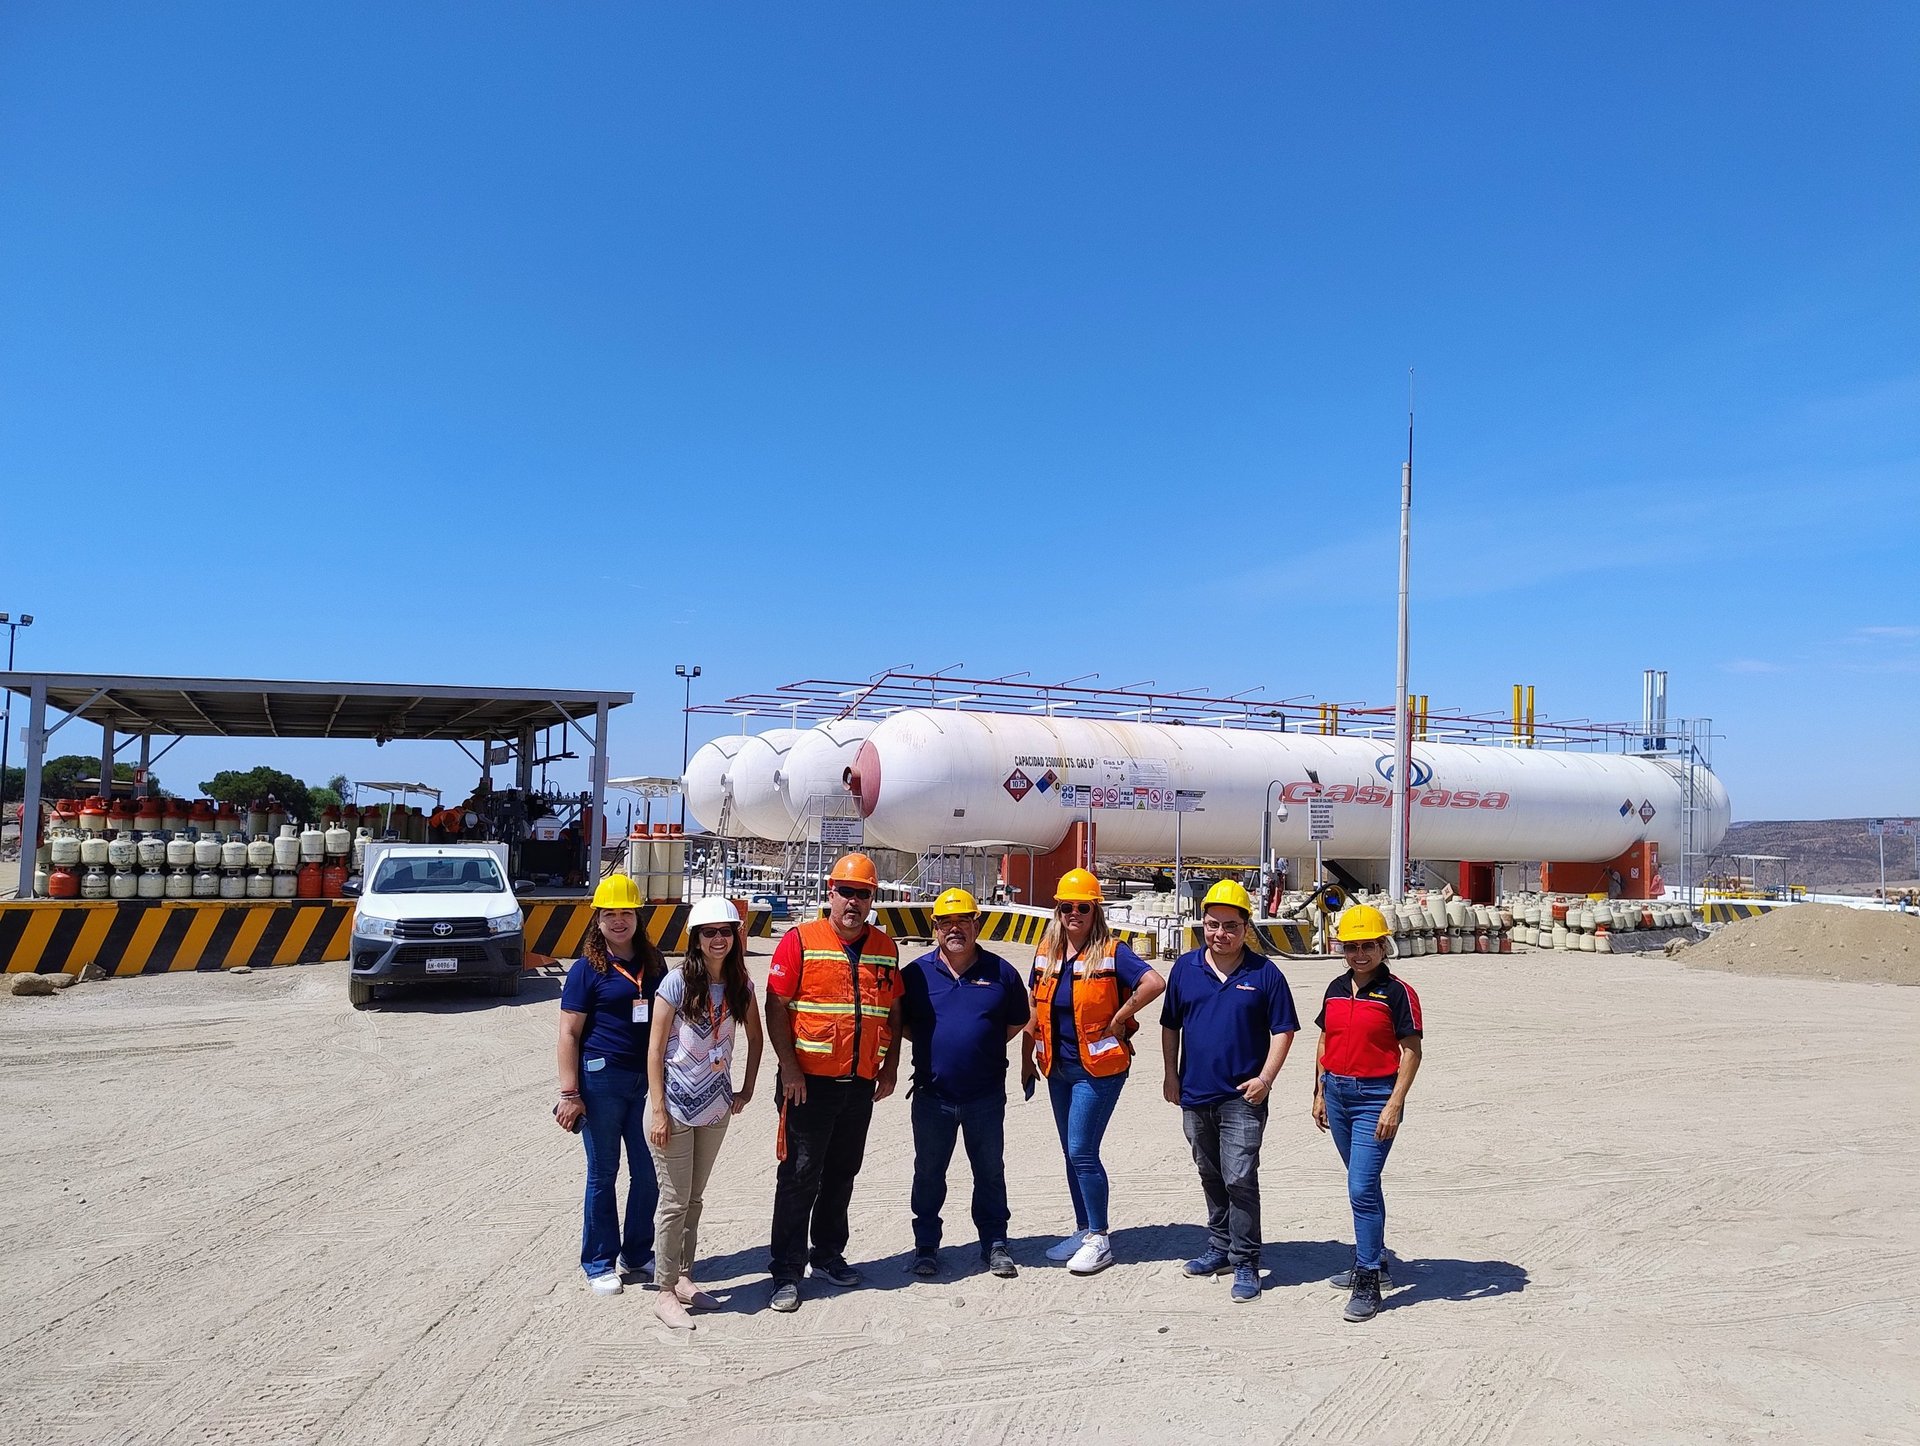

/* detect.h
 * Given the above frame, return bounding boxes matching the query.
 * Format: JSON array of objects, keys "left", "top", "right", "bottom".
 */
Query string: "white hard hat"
[{"left": 687, "top": 896, "right": 740, "bottom": 930}]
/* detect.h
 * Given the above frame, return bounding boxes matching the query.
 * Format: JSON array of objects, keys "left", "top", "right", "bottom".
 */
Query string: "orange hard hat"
[
  {"left": 1054, "top": 868, "right": 1103, "bottom": 903},
  {"left": 827, "top": 852, "right": 879, "bottom": 889}
]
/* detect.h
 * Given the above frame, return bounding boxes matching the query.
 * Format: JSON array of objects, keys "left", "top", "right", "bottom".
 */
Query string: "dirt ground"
[
  {"left": 3, "top": 937, "right": 1918, "bottom": 1446},
  {"left": 1683, "top": 902, "right": 1920, "bottom": 986}
]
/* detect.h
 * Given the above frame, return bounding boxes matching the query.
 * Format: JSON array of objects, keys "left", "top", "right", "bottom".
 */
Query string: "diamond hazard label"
[
  {"left": 1638, "top": 800, "right": 1656, "bottom": 823},
  {"left": 1620, "top": 799, "right": 1634, "bottom": 817},
  {"left": 1003, "top": 768, "right": 1033, "bottom": 801},
  {"left": 1036, "top": 768, "right": 1058, "bottom": 794}
]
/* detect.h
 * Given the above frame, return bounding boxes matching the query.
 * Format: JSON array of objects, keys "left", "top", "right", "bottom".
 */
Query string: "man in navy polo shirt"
[
  {"left": 1160, "top": 879, "right": 1300, "bottom": 1303},
  {"left": 900, "top": 887, "right": 1032, "bottom": 1280}
]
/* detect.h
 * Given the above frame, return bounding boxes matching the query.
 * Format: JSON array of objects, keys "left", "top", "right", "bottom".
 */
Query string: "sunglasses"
[
  {"left": 1340, "top": 940, "right": 1382, "bottom": 952},
  {"left": 831, "top": 885, "right": 874, "bottom": 901},
  {"left": 1057, "top": 902, "right": 1095, "bottom": 915},
  {"left": 696, "top": 926, "right": 736, "bottom": 941}
]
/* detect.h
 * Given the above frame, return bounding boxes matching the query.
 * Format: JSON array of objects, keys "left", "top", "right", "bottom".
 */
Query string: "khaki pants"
[{"left": 647, "top": 1114, "right": 731, "bottom": 1290}]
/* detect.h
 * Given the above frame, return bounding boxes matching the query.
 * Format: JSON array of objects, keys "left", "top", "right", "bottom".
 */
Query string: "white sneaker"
[
  {"left": 1068, "top": 1233, "right": 1114, "bottom": 1275},
  {"left": 1046, "top": 1231, "right": 1088, "bottom": 1262},
  {"left": 589, "top": 1272, "right": 624, "bottom": 1295}
]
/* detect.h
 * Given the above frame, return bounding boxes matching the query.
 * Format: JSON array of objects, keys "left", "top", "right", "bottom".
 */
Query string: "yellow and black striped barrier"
[
  {"left": 522, "top": 900, "right": 773, "bottom": 964},
  {"left": 860, "top": 904, "right": 1053, "bottom": 947},
  {"left": 1702, "top": 900, "right": 1780, "bottom": 924},
  {"left": 1179, "top": 920, "right": 1318, "bottom": 957},
  {"left": 0, "top": 899, "right": 360, "bottom": 977},
  {"left": 1, "top": 897, "right": 776, "bottom": 977}
]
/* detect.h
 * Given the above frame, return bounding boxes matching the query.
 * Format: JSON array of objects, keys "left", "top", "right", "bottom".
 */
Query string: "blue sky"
[{"left": 1, "top": 2, "right": 1913, "bottom": 821}]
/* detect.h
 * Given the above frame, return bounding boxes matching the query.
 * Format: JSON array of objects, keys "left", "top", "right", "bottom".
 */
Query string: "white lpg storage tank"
[
  {"left": 682, "top": 735, "right": 750, "bottom": 835},
  {"left": 846, "top": 709, "right": 1730, "bottom": 862},
  {"left": 725, "top": 728, "right": 805, "bottom": 842},
  {"left": 774, "top": 719, "right": 898, "bottom": 843}
]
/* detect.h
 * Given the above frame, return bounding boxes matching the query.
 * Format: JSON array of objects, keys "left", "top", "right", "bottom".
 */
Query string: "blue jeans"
[
  {"left": 1182, "top": 1095, "right": 1268, "bottom": 1267},
  {"left": 1046, "top": 1056, "right": 1127, "bottom": 1232},
  {"left": 578, "top": 1061, "right": 660, "bottom": 1278},
  {"left": 1322, "top": 1072, "right": 1397, "bottom": 1271},
  {"left": 910, "top": 1086, "right": 1009, "bottom": 1255}
]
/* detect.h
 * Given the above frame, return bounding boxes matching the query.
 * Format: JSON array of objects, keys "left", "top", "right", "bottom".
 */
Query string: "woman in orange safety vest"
[{"left": 1021, "top": 868, "right": 1163, "bottom": 1276}]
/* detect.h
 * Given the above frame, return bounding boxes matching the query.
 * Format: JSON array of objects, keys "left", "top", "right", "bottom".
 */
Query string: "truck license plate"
[{"left": 425, "top": 957, "right": 458, "bottom": 973}]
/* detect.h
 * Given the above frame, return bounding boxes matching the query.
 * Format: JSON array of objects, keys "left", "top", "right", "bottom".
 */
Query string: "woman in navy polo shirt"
[
  {"left": 555, "top": 876, "right": 667, "bottom": 1295},
  {"left": 1313, "top": 904, "right": 1424, "bottom": 1323}
]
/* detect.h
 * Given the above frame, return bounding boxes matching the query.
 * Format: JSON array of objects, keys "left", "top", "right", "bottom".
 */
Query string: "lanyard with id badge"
[{"left": 610, "top": 960, "right": 650, "bottom": 1025}]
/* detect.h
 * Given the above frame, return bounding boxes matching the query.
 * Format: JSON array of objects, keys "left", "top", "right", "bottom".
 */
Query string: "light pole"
[
  {"left": 675, "top": 664, "right": 701, "bottom": 828},
  {"left": 0, "top": 613, "right": 34, "bottom": 831}
]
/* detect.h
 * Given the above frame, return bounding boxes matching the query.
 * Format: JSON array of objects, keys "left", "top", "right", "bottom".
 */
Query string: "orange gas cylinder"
[
  {"left": 321, "top": 861, "right": 346, "bottom": 898},
  {"left": 79, "top": 797, "right": 110, "bottom": 833},
  {"left": 54, "top": 798, "right": 81, "bottom": 832},
  {"left": 47, "top": 865, "right": 80, "bottom": 899},
  {"left": 296, "top": 860, "right": 323, "bottom": 898},
  {"left": 135, "top": 796, "right": 166, "bottom": 831},
  {"left": 110, "top": 798, "right": 138, "bottom": 834},
  {"left": 190, "top": 799, "right": 217, "bottom": 833}
]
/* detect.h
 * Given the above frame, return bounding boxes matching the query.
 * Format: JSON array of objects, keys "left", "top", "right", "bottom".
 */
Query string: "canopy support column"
[
  {"left": 14, "top": 681, "right": 46, "bottom": 898},
  {"left": 586, "top": 701, "right": 609, "bottom": 887}
]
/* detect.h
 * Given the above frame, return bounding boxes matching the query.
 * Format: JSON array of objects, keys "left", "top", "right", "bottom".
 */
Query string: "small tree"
[
  {"left": 202, "top": 767, "right": 314, "bottom": 824},
  {"left": 37, "top": 754, "right": 163, "bottom": 799}
]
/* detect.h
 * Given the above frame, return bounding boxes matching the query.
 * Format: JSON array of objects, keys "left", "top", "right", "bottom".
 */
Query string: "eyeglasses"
[
  {"left": 831, "top": 885, "right": 874, "bottom": 901},
  {"left": 1057, "top": 902, "right": 1094, "bottom": 915},
  {"left": 696, "top": 926, "right": 735, "bottom": 941},
  {"left": 1340, "top": 940, "right": 1382, "bottom": 953},
  {"left": 1202, "top": 916, "right": 1245, "bottom": 931},
  {"left": 936, "top": 914, "right": 978, "bottom": 926}
]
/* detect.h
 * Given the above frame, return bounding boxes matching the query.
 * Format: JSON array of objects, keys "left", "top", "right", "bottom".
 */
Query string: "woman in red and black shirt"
[{"left": 1312, "top": 904, "right": 1422, "bottom": 1323}]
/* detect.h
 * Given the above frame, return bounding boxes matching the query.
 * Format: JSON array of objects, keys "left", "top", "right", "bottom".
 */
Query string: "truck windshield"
[{"left": 369, "top": 857, "right": 507, "bottom": 894}]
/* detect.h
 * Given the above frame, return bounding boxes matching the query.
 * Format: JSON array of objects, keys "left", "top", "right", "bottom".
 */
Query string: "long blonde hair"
[{"left": 1037, "top": 902, "right": 1111, "bottom": 966}]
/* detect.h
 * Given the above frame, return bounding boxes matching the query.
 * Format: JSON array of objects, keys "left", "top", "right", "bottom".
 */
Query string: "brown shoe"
[
  {"left": 675, "top": 1280, "right": 720, "bottom": 1311},
  {"left": 654, "top": 1294, "right": 695, "bottom": 1330}
]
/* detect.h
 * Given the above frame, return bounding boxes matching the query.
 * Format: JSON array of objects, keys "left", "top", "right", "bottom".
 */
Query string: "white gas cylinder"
[
  {"left": 137, "top": 836, "right": 166, "bottom": 869},
  {"left": 110, "top": 868, "right": 138, "bottom": 899},
  {"left": 299, "top": 823, "right": 324, "bottom": 862},
  {"left": 166, "top": 868, "right": 192, "bottom": 899},
  {"left": 274, "top": 826, "right": 300, "bottom": 869},
  {"left": 218, "top": 871, "right": 245, "bottom": 899},
  {"left": 137, "top": 869, "right": 165, "bottom": 899},
  {"left": 324, "top": 821, "right": 350, "bottom": 857},
  {"left": 220, "top": 838, "right": 248, "bottom": 871},
  {"left": 192, "top": 868, "right": 218, "bottom": 898},
  {"left": 106, "top": 836, "right": 135, "bottom": 869},
  {"left": 166, "top": 836, "right": 194, "bottom": 868},
  {"left": 81, "top": 865, "right": 110, "bottom": 899},
  {"left": 271, "top": 870, "right": 297, "bottom": 898},
  {"left": 246, "top": 836, "right": 274, "bottom": 870},
  {"left": 193, "top": 837, "right": 220, "bottom": 869},
  {"left": 80, "top": 835, "right": 110, "bottom": 866},
  {"left": 51, "top": 831, "right": 81, "bottom": 866},
  {"left": 246, "top": 871, "right": 272, "bottom": 899}
]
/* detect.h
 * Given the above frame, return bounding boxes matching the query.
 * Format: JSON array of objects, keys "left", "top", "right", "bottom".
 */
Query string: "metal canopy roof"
[{"left": 0, "top": 672, "right": 632, "bottom": 741}]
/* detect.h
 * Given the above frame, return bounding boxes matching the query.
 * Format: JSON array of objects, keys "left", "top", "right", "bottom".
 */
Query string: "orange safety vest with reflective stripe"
[
  {"left": 1030, "top": 939, "right": 1134, "bottom": 1079},
  {"left": 787, "top": 918, "right": 900, "bottom": 1080}
]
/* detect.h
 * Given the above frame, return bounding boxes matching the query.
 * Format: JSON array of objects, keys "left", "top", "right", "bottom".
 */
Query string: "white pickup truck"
[{"left": 342, "top": 841, "right": 525, "bottom": 1008}]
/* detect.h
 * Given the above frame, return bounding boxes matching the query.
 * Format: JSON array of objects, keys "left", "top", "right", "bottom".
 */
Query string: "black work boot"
[{"left": 1343, "top": 1266, "right": 1382, "bottom": 1323}]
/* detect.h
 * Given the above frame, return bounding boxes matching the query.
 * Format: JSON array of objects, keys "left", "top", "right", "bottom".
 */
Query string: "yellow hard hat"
[
  {"left": 931, "top": 887, "right": 979, "bottom": 918},
  {"left": 1054, "top": 868, "right": 1103, "bottom": 903},
  {"left": 1336, "top": 904, "right": 1392, "bottom": 942},
  {"left": 593, "top": 875, "right": 643, "bottom": 910},
  {"left": 1201, "top": 879, "right": 1254, "bottom": 917}
]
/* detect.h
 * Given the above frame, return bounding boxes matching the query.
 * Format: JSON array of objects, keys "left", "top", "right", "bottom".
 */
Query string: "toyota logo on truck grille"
[{"left": 432, "top": 922, "right": 454, "bottom": 937}]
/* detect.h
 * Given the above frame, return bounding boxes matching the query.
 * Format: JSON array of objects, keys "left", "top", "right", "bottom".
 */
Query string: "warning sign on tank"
[
  {"left": 1638, "top": 800, "right": 1656, "bottom": 823},
  {"left": 1003, "top": 768, "right": 1033, "bottom": 801}
]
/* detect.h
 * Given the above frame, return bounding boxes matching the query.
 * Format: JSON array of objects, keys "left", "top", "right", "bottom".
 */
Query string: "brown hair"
[
  {"left": 1037, "top": 901, "right": 1112, "bottom": 965},
  {"left": 583, "top": 908, "right": 666, "bottom": 984},
  {"left": 677, "top": 923, "right": 753, "bottom": 1030}
]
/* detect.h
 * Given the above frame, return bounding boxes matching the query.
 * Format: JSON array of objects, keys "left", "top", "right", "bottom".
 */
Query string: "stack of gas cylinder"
[
  {"left": 1330, "top": 893, "right": 1515, "bottom": 956},
  {"left": 31, "top": 796, "right": 373, "bottom": 902},
  {"left": 1505, "top": 894, "right": 1696, "bottom": 952}
]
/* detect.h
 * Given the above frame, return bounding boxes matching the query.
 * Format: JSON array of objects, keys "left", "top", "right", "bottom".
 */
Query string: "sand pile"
[{"left": 1686, "top": 902, "right": 1920, "bottom": 985}]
